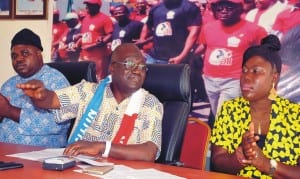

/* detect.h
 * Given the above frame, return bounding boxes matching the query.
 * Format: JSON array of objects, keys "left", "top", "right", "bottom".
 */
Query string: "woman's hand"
[
  {"left": 241, "top": 122, "right": 270, "bottom": 172},
  {"left": 242, "top": 122, "right": 259, "bottom": 160},
  {"left": 241, "top": 144, "right": 271, "bottom": 173},
  {"left": 235, "top": 145, "right": 248, "bottom": 167}
]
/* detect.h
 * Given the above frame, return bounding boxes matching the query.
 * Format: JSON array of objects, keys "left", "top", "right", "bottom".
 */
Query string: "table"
[{"left": 0, "top": 142, "right": 244, "bottom": 179}]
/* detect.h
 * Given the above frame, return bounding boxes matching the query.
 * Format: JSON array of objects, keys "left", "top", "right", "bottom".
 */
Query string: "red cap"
[
  {"left": 211, "top": 0, "right": 243, "bottom": 4},
  {"left": 83, "top": 0, "right": 102, "bottom": 6}
]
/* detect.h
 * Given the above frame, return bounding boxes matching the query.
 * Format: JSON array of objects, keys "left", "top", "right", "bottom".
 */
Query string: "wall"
[{"left": 0, "top": 2, "right": 54, "bottom": 86}]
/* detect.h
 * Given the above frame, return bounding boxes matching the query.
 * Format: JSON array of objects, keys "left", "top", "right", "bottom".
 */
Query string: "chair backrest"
[
  {"left": 46, "top": 61, "right": 97, "bottom": 85},
  {"left": 179, "top": 117, "right": 211, "bottom": 170},
  {"left": 142, "top": 64, "right": 192, "bottom": 164}
]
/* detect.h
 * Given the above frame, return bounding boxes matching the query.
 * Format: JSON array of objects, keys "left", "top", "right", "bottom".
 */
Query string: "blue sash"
[{"left": 68, "top": 76, "right": 111, "bottom": 144}]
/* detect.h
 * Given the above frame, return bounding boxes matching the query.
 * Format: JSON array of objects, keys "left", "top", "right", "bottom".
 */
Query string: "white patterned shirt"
[{"left": 55, "top": 80, "right": 163, "bottom": 151}]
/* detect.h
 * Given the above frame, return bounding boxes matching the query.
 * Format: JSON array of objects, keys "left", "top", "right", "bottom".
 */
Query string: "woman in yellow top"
[{"left": 210, "top": 34, "right": 300, "bottom": 179}]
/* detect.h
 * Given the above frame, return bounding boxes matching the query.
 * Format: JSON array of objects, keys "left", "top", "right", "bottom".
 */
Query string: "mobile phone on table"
[
  {"left": 42, "top": 156, "right": 76, "bottom": 171},
  {"left": 0, "top": 161, "right": 24, "bottom": 170}
]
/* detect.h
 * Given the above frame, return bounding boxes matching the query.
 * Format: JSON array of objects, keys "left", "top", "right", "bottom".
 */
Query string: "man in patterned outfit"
[
  {"left": 0, "top": 28, "right": 70, "bottom": 147},
  {"left": 79, "top": 0, "right": 114, "bottom": 80},
  {"left": 19, "top": 43, "right": 163, "bottom": 162}
]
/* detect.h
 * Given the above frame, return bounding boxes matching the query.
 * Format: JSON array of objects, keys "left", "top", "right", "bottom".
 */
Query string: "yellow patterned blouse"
[
  {"left": 54, "top": 80, "right": 163, "bottom": 151},
  {"left": 210, "top": 96, "right": 300, "bottom": 178}
]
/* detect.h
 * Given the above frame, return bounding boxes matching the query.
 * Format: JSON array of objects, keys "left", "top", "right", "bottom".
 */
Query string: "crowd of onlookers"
[{"left": 52, "top": 0, "right": 300, "bottom": 111}]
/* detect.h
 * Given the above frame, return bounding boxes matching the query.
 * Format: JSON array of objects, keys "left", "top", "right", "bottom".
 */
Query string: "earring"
[{"left": 268, "top": 83, "right": 277, "bottom": 100}]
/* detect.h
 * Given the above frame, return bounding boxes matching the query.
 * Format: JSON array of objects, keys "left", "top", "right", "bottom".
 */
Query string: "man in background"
[
  {"left": 272, "top": 0, "right": 300, "bottom": 39},
  {"left": 130, "top": 0, "right": 149, "bottom": 23},
  {"left": 244, "top": 0, "right": 287, "bottom": 34},
  {"left": 138, "top": 0, "right": 201, "bottom": 64},
  {"left": 194, "top": 0, "right": 267, "bottom": 119},
  {"left": 111, "top": 5, "right": 144, "bottom": 51},
  {"left": 57, "top": 12, "right": 82, "bottom": 62},
  {"left": 79, "top": 0, "right": 113, "bottom": 81},
  {"left": 52, "top": 9, "right": 68, "bottom": 62}
]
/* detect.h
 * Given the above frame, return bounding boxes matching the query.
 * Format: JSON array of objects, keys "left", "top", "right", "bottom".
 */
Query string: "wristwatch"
[{"left": 269, "top": 159, "right": 278, "bottom": 176}]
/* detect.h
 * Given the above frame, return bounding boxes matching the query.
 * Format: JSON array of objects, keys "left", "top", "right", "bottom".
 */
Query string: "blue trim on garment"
[{"left": 68, "top": 76, "right": 111, "bottom": 144}]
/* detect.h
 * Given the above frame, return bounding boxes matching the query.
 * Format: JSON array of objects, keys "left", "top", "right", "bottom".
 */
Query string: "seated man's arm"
[
  {"left": 0, "top": 93, "right": 21, "bottom": 123},
  {"left": 17, "top": 79, "right": 61, "bottom": 109},
  {"left": 0, "top": 92, "right": 67, "bottom": 134},
  {"left": 64, "top": 140, "right": 158, "bottom": 162}
]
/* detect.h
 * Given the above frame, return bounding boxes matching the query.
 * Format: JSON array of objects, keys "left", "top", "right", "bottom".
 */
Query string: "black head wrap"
[{"left": 11, "top": 28, "right": 43, "bottom": 51}]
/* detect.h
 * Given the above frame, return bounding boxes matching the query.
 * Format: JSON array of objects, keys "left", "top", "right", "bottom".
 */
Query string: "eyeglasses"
[{"left": 113, "top": 60, "right": 147, "bottom": 71}]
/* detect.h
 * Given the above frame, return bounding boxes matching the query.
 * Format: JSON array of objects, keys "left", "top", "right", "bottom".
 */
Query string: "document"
[
  {"left": 6, "top": 148, "right": 113, "bottom": 166},
  {"left": 6, "top": 148, "right": 65, "bottom": 161},
  {"left": 8, "top": 149, "right": 184, "bottom": 179},
  {"left": 75, "top": 165, "right": 185, "bottom": 179}
]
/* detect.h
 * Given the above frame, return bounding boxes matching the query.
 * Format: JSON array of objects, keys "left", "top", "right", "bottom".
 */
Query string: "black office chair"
[
  {"left": 143, "top": 64, "right": 192, "bottom": 164},
  {"left": 47, "top": 61, "right": 97, "bottom": 85}
]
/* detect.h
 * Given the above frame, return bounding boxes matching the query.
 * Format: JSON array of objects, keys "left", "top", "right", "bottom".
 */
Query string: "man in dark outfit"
[
  {"left": 111, "top": 5, "right": 144, "bottom": 51},
  {"left": 138, "top": 0, "right": 202, "bottom": 64}
]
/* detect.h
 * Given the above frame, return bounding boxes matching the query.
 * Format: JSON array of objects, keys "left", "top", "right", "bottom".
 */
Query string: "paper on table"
[
  {"left": 7, "top": 149, "right": 183, "bottom": 178},
  {"left": 6, "top": 148, "right": 112, "bottom": 166},
  {"left": 75, "top": 165, "right": 185, "bottom": 179},
  {"left": 6, "top": 148, "right": 65, "bottom": 161}
]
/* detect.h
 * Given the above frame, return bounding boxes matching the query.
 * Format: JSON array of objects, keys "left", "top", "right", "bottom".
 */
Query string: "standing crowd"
[{"left": 52, "top": 0, "right": 300, "bottom": 104}]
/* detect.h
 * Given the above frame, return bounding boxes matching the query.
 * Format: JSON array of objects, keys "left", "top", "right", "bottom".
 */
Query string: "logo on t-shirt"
[
  {"left": 53, "top": 28, "right": 58, "bottom": 34},
  {"left": 119, "top": 30, "right": 126, "bottom": 38},
  {"left": 209, "top": 48, "right": 233, "bottom": 66},
  {"left": 227, "top": 36, "right": 241, "bottom": 47},
  {"left": 111, "top": 39, "right": 122, "bottom": 51},
  {"left": 166, "top": 10, "right": 175, "bottom": 20},
  {"left": 82, "top": 32, "right": 92, "bottom": 43},
  {"left": 155, "top": 22, "right": 172, "bottom": 37},
  {"left": 89, "top": 24, "right": 95, "bottom": 31}
]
